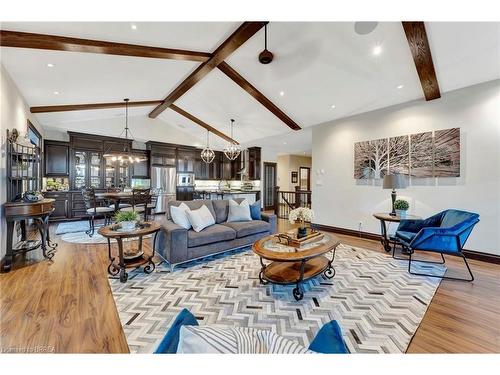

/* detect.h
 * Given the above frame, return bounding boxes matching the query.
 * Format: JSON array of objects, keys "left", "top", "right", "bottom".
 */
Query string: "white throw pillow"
[
  {"left": 227, "top": 199, "right": 252, "bottom": 222},
  {"left": 170, "top": 203, "right": 191, "bottom": 229},
  {"left": 186, "top": 204, "right": 215, "bottom": 232}
]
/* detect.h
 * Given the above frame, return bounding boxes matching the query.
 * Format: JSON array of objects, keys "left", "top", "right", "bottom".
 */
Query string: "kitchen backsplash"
[{"left": 195, "top": 180, "right": 261, "bottom": 191}]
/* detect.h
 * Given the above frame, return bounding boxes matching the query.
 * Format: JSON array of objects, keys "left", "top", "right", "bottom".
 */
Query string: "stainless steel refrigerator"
[{"left": 151, "top": 166, "right": 176, "bottom": 214}]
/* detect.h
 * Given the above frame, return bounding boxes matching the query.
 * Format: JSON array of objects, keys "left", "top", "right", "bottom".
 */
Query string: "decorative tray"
[
  {"left": 275, "top": 229, "right": 324, "bottom": 248},
  {"left": 110, "top": 222, "right": 151, "bottom": 232}
]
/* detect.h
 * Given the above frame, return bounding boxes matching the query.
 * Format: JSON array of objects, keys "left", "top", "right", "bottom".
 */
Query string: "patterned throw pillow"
[
  {"left": 170, "top": 202, "right": 191, "bottom": 229},
  {"left": 177, "top": 326, "right": 313, "bottom": 354}
]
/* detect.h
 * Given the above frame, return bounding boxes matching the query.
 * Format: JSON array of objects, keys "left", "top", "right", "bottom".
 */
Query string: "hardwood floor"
[{"left": 1, "top": 218, "right": 499, "bottom": 353}]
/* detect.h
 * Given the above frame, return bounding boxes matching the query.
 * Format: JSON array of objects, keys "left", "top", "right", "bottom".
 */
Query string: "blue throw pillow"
[
  {"left": 308, "top": 320, "right": 349, "bottom": 354},
  {"left": 154, "top": 308, "right": 198, "bottom": 354},
  {"left": 250, "top": 200, "right": 262, "bottom": 220}
]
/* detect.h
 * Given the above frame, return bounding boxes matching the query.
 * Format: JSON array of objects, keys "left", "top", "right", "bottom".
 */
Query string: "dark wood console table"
[{"left": 2, "top": 198, "right": 57, "bottom": 272}]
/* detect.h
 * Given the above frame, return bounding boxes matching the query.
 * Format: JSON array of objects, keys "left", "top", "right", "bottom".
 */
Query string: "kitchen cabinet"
[
  {"left": 72, "top": 149, "right": 102, "bottom": 189},
  {"left": 248, "top": 147, "right": 261, "bottom": 180},
  {"left": 43, "top": 192, "right": 70, "bottom": 221},
  {"left": 177, "top": 149, "right": 195, "bottom": 172},
  {"left": 176, "top": 186, "right": 194, "bottom": 201},
  {"left": 44, "top": 140, "right": 70, "bottom": 176}
]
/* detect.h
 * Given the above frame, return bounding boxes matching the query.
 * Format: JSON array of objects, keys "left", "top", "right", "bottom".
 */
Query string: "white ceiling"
[{"left": 1, "top": 21, "right": 499, "bottom": 155}]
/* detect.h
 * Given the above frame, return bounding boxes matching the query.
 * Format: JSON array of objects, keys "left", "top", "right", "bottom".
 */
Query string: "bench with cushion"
[{"left": 155, "top": 199, "right": 277, "bottom": 268}]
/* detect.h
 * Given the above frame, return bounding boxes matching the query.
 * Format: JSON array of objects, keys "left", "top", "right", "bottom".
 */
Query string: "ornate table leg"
[
  {"left": 107, "top": 238, "right": 119, "bottom": 276},
  {"left": 144, "top": 232, "right": 158, "bottom": 274},
  {"left": 293, "top": 261, "right": 305, "bottom": 301},
  {"left": 3, "top": 221, "right": 15, "bottom": 272},
  {"left": 43, "top": 214, "right": 58, "bottom": 254},
  {"left": 258, "top": 257, "right": 268, "bottom": 285},
  {"left": 116, "top": 238, "right": 128, "bottom": 282},
  {"left": 35, "top": 217, "right": 54, "bottom": 260},
  {"left": 379, "top": 219, "right": 392, "bottom": 252},
  {"left": 324, "top": 249, "right": 336, "bottom": 279}
]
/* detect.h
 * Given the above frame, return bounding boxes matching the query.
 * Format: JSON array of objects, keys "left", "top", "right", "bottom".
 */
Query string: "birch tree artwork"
[
  {"left": 389, "top": 135, "right": 410, "bottom": 175},
  {"left": 434, "top": 128, "right": 460, "bottom": 177},
  {"left": 354, "top": 139, "right": 388, "bottom": 179},
  {"left": 410, "top": 132, "right": 434, "bottom": 177}
]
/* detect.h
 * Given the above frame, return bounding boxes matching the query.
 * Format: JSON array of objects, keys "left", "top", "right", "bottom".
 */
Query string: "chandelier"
[
  {"left": 223, "top": 119, "right": 241, "bottom": 161},
  {"left": 201, "top": 130, "right": 215, "bottom": 164},
  {"left": 103, "top": 98, "right": 146, "bottom": 164}
]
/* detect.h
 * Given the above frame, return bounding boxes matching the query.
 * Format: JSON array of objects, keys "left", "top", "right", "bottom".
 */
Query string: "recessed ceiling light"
[
  {"left": 283, "top": 142, "right": 287, "bottom": 145},
  {"left": 279, "top": 91, "right": 285, "bottom": 97},
  {"left": 397, "top": 84, "right": 404, "bottom": 89},
  {"left": 372, "top": 45, "right": 382, "bottom": 56},
  {"left": 131, "top": 24, "right": 137, "bottom": 30},
  {"left": 331, "top": 104, "right": 336, "bottom": 109},
  {"left": 47, "top": 63, "right": 54, "bottom": 68},
  {"left": 53, "top": 91, "right": 60, "bottom": 95}
]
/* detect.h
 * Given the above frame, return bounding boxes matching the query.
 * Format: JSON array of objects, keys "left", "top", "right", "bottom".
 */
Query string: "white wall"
[
  {"left": 312, "top": 80, "right": 500, "bottom": 255},
  {"left": 1, "top": 65, "right": 45, "bottom": 259}
]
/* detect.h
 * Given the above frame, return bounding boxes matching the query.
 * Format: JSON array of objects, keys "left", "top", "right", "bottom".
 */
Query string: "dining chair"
[
  {"left": 106, "top": 187, "right": 132, "bottom": 210},
  {"left": 120, "top": 188, "right": 151, "bottom": 221},
  {"left": 145, "top": 192, "right": 159, "bottom": 221},
  {"left": 82, "top": 187, "right": 114, "bottom": 237}
]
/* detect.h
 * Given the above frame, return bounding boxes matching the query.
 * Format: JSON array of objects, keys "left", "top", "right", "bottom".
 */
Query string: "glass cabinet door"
[
  {"left": 89, "top": 152, "right": 102, "bottom": 188},
  {"left": 118, "top": 164, "right": 130, "bottom": 188},
  {"left": 74, "top": 151, "right": 87, "bottom": 189},
  {"left": 105, "top": 157, "right": 116, "bottom": 187}
]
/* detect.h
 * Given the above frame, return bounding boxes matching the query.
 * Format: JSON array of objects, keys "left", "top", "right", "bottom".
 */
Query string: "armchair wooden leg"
[{"left": 408, "top": 251, "right": 474, "bottom": 282}]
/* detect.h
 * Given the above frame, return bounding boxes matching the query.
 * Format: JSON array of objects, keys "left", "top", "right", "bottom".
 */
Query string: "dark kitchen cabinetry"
[
  {"left": 176, "top": 186, "right": 194, "bottom": 201},
  {"left": 44, "top": 140, "right": 70, "bottom": 176},
  {"left": 131, "top": 150, "right": 149, "bottom": 178},
  {"left": 72, "top": 149, "right": 102, "bottom": 189},
  {"left": 248, "top": 147, "right": 261, "bottom": 180},
  {"left": 177, "top": 148, "right": 195, "bottom": 173},
  {"left": 43, "top": 191, "right": 70, "bottom": 221}
]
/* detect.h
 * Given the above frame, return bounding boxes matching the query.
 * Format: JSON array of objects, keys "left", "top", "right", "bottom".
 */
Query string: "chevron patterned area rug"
[{"left": 109, "top": 244, "right": 445, "bottom": 354}]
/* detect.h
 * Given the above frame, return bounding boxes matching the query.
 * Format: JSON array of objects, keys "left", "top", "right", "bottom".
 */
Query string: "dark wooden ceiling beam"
[
  {"left": 30, "top": 100, "right": 164, "bottom": 113},
  {"left": 148, "top": 22, "right": 267, "bottom": 119},
  {"left": 0, "top": 30, "right": 211, "bottom": 62},
  {"left": 402, "top": 22, "right": 441, "bottom": 101},
  {"left": 170, "top": 104, "right": 238, "bottom": 144},
  {"left": 218, "top": 62, "right": 301, "bottom": 131}
]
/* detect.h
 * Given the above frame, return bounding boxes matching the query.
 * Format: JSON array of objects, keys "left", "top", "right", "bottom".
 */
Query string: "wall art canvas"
[
  {"left": 410, "top": 132, "right": 434, "bottom": 177},
  {"left": 389, "top": 135, "right": 410, "bottom": 175},
  {"left": 434, "top": 128, "right": 460, "bottom": 177},
  {"left": 354, "top": 139, "right": 388, "bottom": 179}
]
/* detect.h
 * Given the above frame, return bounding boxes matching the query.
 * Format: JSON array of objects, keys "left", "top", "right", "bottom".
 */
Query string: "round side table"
[
  {"left": 98, "top": 221, "right": 160, "bottom": 283},
  {"left": 372, "top": 213, "right": 420, "bottom": 252}
]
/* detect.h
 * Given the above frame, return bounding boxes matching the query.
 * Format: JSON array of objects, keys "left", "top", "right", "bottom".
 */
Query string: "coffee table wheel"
[
  {"left": 119, "top": 269, "right": 128, "bottom": 283},
  {"left": 293, "top": 286, "right": 304, "bottom": 301},
  {"left": 324, "top": 267, "right": 336, "bottom": 279},
  {"left": 144, "top": 259, "right": 156, "bottom": 274}
]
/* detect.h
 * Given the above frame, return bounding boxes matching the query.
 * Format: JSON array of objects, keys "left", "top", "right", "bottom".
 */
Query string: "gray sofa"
[{"left": 154, "top": 199, "right": 277, "bottom": 268}]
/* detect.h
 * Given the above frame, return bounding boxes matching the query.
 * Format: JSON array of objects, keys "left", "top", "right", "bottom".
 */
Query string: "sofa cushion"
[
  {"left": 221, "top": 220, "right": 270, "bottom": 238},
  {"left": 227, "top": 199, "right": 252, "bottom": 222},
  {"left": 168, "top": 200, "right": 216, "bottom": 221},
  {"left": 250, "top": 200, "right": 262, "bottom": 220},
  {"left": 186, "top": 205, "right": 215, "bottom": 232},
  {"left": 212, "top": 198, "right": 245, "bottom": 223},
  {"left": 187, "top": 224, "right": 236, "bottom": 247},
  {"left": 154, "top": 308, "right": 198, "bottom": 354}
]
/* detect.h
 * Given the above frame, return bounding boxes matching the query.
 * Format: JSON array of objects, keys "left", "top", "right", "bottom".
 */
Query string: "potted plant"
[
  {"left": 114, "top": 211, "right": 140, "bottom": 231},
  {"left": 394, "top": 199, "right": 409, "bottom": 218},
  {"left": 289, "top": 207, "right": 314, "bottom": 238}
]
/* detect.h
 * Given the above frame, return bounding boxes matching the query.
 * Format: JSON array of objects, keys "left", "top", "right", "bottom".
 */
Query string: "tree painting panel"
[
  {"left": 389, "top": 135, "right": 409, "bottom": 175},
  {"left": 410, "top": 132, "right": 433, "bottom": 177},
  {"left": 353, "top": 138, "right": 388, "bottom": 179},
  {"left": 354, "top": 141, "right": 374, "bottom": 179},
  {"left": 434, "top": 128, "right": 460, "bottom": 177}
]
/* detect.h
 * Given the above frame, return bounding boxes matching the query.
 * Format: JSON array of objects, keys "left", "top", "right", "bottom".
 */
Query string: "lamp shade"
[{"left": 383, "top": 174, "right": 407, "bottom": 189}]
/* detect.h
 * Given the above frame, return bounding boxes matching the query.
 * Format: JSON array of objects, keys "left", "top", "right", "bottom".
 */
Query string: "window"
[{"left": 27, "top": 121, "right": 41, "bottom": 148}]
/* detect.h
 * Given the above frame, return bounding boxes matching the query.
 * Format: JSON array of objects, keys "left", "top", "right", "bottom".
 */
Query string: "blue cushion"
[
  {"left": 395, "top": 230, "right": 417, "bottom": 243},
  {"left": 154, "top": 308, "right": 198, "bottom": 354},
  {"left": 308, "top": 320, "right": 349, "bottom": 354},
  {"left": 250, "top": 200, "right": 262, "bottom": 220}
]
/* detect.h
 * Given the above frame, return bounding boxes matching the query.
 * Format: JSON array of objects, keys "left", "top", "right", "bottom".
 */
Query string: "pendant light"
[
  {"left": 103, "top": 98, "right": 145, "bottom": 164},
  {"left": 223, "top": 119, "right": 241, "bottom": 161},
  {"left": 201, "top": 130, "right": 215, "bottom": 164},
  {"left": 258, "top": 24, "right": 274, "bottom": 64}
]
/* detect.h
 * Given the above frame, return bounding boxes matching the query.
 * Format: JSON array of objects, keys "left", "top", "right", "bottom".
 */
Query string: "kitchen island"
[{"left": 195, "top": 189, "right": 260, "bottom": 204}]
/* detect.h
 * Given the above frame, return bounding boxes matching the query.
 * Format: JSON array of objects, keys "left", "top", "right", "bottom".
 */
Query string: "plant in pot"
[
  {"left": 289, "top": 207, "right": 314, "bottom": 238},
  {"left": 114, "top": 211, "right": 140, "bottom": 231},
  {"left": 394, "top": 199, "right": 409, "bottom": 218}
]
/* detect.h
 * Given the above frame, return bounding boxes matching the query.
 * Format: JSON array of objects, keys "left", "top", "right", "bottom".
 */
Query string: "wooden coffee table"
[
  {"left": 98, "top": 221, "right": 160, "bottom": 283},
  {"left": 253, "top": 230, "right": 340, "bottom": 301}
]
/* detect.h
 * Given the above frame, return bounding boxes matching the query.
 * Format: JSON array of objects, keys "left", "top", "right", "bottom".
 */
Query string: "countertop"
[{"left": 194, "top": 189, "right": 260, "bottom": 194}]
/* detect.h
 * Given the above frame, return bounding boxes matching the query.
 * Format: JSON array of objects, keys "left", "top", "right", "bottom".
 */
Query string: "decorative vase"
[
  {"left": 297, "top": 226, "right": 308, "bottom": 239},
  {"left": 395, "top": 209, "right": 407, "bottom": 218},
  {"left": 120, "top": 220, "right": 137, "bottom": 231}
]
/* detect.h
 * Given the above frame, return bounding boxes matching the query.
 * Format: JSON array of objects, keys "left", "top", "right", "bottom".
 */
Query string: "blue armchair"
[{"left": 394, "top": 209, "right": 479, "bottom": 282}]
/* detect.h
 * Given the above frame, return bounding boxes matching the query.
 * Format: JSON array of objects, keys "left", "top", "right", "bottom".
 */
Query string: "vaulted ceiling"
[{"left": 1, "top": 21, "right": 499, "bottom": 153}]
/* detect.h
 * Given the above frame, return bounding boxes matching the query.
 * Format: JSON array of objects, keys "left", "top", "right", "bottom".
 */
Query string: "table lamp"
[{"left": 383, "top": 174, "right": 407, "bottom": 216}]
